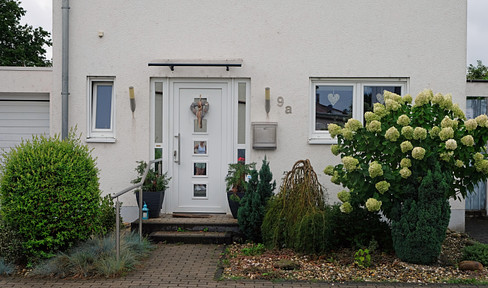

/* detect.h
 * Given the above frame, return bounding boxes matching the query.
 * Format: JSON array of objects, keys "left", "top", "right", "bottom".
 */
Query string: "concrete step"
[
  {"left": 131, "top": 214, "right": 242, "bottom": 244},
  {"left": 149, "top": 231, "right": 234, "bottom": 244}
]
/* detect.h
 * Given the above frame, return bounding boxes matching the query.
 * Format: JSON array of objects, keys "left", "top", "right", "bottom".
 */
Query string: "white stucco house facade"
[{"left": 47, "top": 0, "right": 473, "bottom": 228}]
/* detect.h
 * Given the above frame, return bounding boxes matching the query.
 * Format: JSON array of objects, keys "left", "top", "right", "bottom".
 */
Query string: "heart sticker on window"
[
  {"left": 376, "top": 93, "right": 384, "bottom": 104},
  {"left": 328, "top": 93, "right": 340, "bottom": 106}
]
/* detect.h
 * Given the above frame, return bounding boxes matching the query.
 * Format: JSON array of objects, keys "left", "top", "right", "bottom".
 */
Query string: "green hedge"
[{"left": 0, "top": 132, "right": 103, "bottom": 263}]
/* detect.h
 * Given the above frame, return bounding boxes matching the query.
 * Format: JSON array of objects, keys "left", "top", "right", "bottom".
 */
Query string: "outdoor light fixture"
[
  {"left": 265, "top": 87, "right": 270, "bottom": 117},
  {"left": 129, "top": 86, "right": 136, "bottom": 116}
]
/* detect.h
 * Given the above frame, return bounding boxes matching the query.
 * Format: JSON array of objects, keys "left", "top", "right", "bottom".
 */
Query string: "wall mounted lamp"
[
  {"left": 129, "top": 86, "right": 136, "bottom": 117},
  {"left": 265, "top": 87, "right": 270, "bottom": 117}
]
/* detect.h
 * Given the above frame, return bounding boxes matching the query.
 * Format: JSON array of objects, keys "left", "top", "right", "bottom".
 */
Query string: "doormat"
[{"left": 172, "top": 213, "right": 212, "bottom": 218}]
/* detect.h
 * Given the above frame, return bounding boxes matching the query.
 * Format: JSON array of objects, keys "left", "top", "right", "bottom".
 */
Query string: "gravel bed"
[{"left": 221, "top": 230, "right": 488, "bottom": 283}]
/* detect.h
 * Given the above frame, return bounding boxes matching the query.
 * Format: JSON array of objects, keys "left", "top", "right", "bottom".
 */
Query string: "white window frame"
[
  {"left": 86, "top": 77, "right": 116, "bottom": 142},
  {"left": 309, "top": 78, "right": 408, "bottom": 144}
]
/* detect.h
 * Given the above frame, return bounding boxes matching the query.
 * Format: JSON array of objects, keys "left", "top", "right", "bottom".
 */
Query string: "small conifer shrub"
[{"left": 238, "top": 157, "right": 276, "bottom": 243}]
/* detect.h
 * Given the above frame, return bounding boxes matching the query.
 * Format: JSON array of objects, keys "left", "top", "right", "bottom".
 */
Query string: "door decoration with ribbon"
[{"left": 190, "top": 95, "right": 210, "bottom": 129}]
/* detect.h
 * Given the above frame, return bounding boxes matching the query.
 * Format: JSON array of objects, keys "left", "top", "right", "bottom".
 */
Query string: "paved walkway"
[
  {"left": 0, "top": 218, "right": 486, "bottom": 288},
  {"left": 466, "top": 216, "right": 488, "bottom": 244},
  {"left": 0, "top": 243, "right": 485, "bottom": 288}
]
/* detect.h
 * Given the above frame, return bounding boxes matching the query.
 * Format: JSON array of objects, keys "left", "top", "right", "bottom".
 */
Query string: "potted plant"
[
  {"left": 131, "top": 160, "right": 170, "bottom": 218},
  {"left": 225, "top": 157, "right": 255, "bottom": 218}
]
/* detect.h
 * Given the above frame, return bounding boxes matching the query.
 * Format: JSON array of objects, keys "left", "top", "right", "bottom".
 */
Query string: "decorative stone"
[
  {"left": 458, "top": 260, "right": 483, "bottom": 271},
  {"left": 273, "top": 259, "right": 300, "bottom": 270},
  {"left": 465, "top": 239, "right": 479, "bottom": 246}
]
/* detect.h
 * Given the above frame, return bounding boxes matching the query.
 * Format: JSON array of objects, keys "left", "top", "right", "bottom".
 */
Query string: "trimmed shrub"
[
  {"left": 238, "top": 157, "right": 276, "bottom": 243},
  {"left": 391, "top": 162, "right": 451, "bottom": 264},
  {"left": 0, "top": 131, "right": 103, "bottom": 263},
  {"left": 463, "top": 243, "right": 488, "bottom": 266}
]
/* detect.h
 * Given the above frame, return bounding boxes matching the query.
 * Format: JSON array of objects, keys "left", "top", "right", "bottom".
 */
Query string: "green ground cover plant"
[
  {"left": 324, "top": 89, "right": 488, "bottom": 264},
  {"left": 462, "top": 242, "right": 488, "bottom": 266},
  {"left": 32, "top": 232, "right": 154, "bottom": 278}
]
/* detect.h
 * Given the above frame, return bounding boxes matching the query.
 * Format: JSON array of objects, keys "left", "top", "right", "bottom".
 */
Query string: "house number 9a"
[
  {"left": 277, "top": 97, "right": 292, "bottom": 114},
  {"left": 277, "top": 96, "right": 284, "bottom": 107}
]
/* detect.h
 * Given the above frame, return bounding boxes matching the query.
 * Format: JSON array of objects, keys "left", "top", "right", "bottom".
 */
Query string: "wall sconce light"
[
  {"left": 265, "top": 87, "right": 270, "bottom": 117},
  {"left": 129, "top": 86, "right": 136, "bottom": 117}
]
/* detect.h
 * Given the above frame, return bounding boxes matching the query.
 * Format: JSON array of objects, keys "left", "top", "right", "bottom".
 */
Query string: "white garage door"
[{"left": 0, "top": 94, "right": 50, "bottom": 155}]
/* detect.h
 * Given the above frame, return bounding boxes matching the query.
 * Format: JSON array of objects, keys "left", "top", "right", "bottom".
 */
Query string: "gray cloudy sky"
[{"left": 18, "top": 0, "right": 488, "bottom": 66}]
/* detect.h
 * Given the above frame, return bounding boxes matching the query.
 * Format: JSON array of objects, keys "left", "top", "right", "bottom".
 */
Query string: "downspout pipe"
[{"left": 61, "top": 0, "right": 70, "bottom": 139}]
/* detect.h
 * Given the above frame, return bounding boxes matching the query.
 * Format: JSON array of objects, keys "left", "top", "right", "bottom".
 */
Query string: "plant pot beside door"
[
  {"left": 225, "top": 158, "right": 255, "bottom": 219},
  {"left": 135, "top": 190, "right": 165, "bottom": 218},
  {"left": 132, "top": 160, "right": 171, "bottom": 219}
]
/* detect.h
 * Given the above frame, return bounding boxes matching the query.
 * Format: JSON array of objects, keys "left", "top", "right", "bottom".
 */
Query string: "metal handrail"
[{"left": 111, "top": 158, "right": 163, "bottom": 261}]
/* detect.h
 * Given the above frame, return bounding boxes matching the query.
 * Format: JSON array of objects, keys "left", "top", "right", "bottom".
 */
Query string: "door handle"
[{"left": 174, "top": 133, "right": 180, "bottom": 164}]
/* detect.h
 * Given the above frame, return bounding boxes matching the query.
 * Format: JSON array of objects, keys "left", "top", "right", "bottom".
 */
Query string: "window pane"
[
  {"left": 466, "top": 97, "right": 488, "bottom": 119},
  {"left": 155, "top": 82, "right": 163, "bottom": 143},
  {"left": 315, "top": 85, "right": 353, "bottom": 130},
  {"left": 95, "top": 85, "right": 113, "bottom": 129},
  {"left": 363, "top": 86, "right": 402, "bottom": 113},
  {"left": 238, "top": 83, "right": 246, "bottom": 144},
  {"left": 237, "top": 149, "right": 245, "bottom": 161}
]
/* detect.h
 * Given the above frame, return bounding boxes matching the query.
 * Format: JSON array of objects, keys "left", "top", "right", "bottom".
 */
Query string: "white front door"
[{"left": 170, "top": 80, "right": 232, "bottom": 213}]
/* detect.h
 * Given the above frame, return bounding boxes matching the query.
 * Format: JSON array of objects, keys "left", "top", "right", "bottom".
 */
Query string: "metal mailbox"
[{"left": 252, "top": 122, "right": 277, "bottom": 149}]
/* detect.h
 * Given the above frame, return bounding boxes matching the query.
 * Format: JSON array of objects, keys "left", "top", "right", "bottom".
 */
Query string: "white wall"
[
  {"left": 52, "top": 0, "right": 468, "bottom": 226},
  {"left": 467, "top": 81, "right": 488, "bottom": 97},
  {"left": 0, "top": 67, "right": 52, "bottom": 95}
]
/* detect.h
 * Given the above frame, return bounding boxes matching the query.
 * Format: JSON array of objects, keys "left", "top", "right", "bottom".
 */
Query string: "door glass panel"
[
  {"left": 191, "top": 97, "right": 209, "bottom": 133},
  {"left": 194, "top": 162, "right": 207, "bottom": 176},
  {"left": 193, "top": 184, "right": 207, "bottom": 198},
  {"left": 238, "top": 83, "right": 246, "bottom": 144},
  {"left": 237, "top": 148, "right": 245, "bottom": 161},
  {"left": 155, "top": 82, "right": 163, "bottom": 143},
  {"left": 194, "top": 141, "right": 207, "bottom": 155}
]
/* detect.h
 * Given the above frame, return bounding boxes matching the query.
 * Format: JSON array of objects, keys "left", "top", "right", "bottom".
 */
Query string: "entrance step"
[
  {"left": 130, "top": 213, "right": 242, "bottom": 244},
  {"left": 149, "top": 231, "right": 233, "bottom": 244}
]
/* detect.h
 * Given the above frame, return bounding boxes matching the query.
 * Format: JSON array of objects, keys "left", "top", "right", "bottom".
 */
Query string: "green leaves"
[
  {"left": 0, "top": 0, "right": 52, "bottom": 66},
  {"left": 0, "top": 130, "right": 104, "bottom": 264},
  {"left": 328, "top": 89, "right": 488, "bottom": 220}
]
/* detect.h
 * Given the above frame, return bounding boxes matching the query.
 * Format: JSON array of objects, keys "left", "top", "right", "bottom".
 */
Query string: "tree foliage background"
[
  {"left": 467, "top": 60, "right": 488, "bottom": 80},
  {"left": 0, "top": 0, "right": 52, "bottom": 66}
]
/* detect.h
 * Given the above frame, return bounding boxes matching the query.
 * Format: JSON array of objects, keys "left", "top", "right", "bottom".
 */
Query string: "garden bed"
[{"left": 220, "top": 230, "right": 488, "bottom": 284}]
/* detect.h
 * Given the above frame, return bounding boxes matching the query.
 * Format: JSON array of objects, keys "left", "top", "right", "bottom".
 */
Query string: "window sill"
[
  {"left": 308, "top": 137, "right": 337, "bottom": 145},
  {"left": 86, "top": 137, "right": 116, "bottom": 143}
]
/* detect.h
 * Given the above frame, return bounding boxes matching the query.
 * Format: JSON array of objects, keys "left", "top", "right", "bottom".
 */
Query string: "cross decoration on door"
[{"left": 190, "top": 95, "right": 210, "bottom": 129}]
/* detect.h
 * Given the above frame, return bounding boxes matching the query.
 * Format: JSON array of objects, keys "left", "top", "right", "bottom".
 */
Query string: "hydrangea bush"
[
  {"left": 325, "top": 89, "right": 488, "bottom": 223},
  {"left": 325, "top": 89, "right": 488, "bottom": 263}
]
